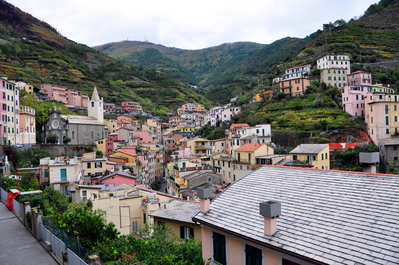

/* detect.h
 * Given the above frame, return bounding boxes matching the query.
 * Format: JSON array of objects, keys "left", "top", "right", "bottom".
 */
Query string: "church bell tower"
[{"left": 88, "top": 86, "right": 104, "bottom": 123}]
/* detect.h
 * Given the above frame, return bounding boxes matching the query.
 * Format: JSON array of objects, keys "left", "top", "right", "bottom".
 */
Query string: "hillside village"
[
  {"left": 2, "top": 49, "right": 399, "bottom": 264},
  {"left": 1, "top": 0, "right": 399, "bottom": 263}
]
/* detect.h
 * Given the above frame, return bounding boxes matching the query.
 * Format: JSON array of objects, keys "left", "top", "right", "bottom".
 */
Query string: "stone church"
[{"left": 42, "top": 87, "right": 108, "bottom": 145}]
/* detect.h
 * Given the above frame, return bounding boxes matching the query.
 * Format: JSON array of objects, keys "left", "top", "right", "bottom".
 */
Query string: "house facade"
[{"left": 193, "top": 166, "right": 399, "bottom": 265}]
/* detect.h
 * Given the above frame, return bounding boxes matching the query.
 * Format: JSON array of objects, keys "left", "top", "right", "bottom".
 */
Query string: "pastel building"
[
  {"left": 6, "top": 80, "right": 19, "bottom": 145},
  {"left": 39, "top": 84, "right": 68, "bottom": 104},
  {"left": 281, "top": 64, "right": 311, "bottom": 80},
  {"left": 193, "top": 166, "right": 399, "bottom": 265},
  {"left": 279, "top": 77, "right": 311, "bottom": 97},
  {"left": 317, "top": 54, "right": 351, "bottom": 73},
  {"left": 0, "top": 78, "right": 9, "bottom": 145},
  {"left": 287, "top": 144, "right": 330, "bottom": 169},
  {"left": 320, "top": 67, "right": 348, "bottom": 88},
  {"left": 19, "top": 106, "right": 36, "bottom": 145},
  {"left": 365, "top": 89, "right": 399, "bottom": 144},
  {"left": 342, "top": 71, "right": 373, "bottom": 117}
]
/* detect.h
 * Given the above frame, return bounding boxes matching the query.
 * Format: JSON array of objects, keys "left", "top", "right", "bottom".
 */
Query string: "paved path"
[{"left": 0, "top": 201, "right": 58, "bottom": 265}]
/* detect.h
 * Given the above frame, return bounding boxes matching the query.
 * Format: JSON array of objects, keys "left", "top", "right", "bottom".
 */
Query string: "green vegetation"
[
  {"left": 93, "top": 225, "right": 205, "bottom": 265},
  {"left": 331, "top": 144, "right": 379, "bottom": 171},
  {"left": 0, "top": 1, "right": 211, "bottom": 114}
]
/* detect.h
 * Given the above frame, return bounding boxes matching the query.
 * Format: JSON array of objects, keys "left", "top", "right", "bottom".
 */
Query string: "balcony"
[
  {"left": 233, "top": 158, "right": 251, "bottom": 164},
  {"left": 195, "top": 145, "right": 212, "bottom": 150}
]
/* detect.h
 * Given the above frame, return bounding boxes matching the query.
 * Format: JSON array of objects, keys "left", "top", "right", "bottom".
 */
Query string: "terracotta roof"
[
  {"left": 115, "top": 150, "right": 137, "bottom": 157},
  {"left": 235, "top": 143, "right": 265, "bottom": 151},
  {"left": 230, "top": 123, "right": 250, "bottom": 129}
]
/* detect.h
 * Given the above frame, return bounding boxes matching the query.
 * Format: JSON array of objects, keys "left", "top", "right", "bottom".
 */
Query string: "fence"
[
  {"left": 39, "top": 224, "right": 88, "bottom": 265},
  {"left": 1, "top": 187, "right": 88, "bottom": 265}
]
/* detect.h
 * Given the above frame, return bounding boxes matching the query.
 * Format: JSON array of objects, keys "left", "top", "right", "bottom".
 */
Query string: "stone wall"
[{"left": 32, "top": 144, "right": 97, "bottom": 158}]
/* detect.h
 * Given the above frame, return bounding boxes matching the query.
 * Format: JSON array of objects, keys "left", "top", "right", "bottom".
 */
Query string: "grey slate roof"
[
  {"left": 150, "top": 200, "right": 200, "bottom": 224},
  {"left": 289, "top": 144, "right": 328, "bottom": 155},
  {"left": 193, "top": 166, "right": 399, "bottom": 265},
  {"left": 378, "top": 138, "right": 399, "bottom": 145},
  {"left": 61, "top": 114, "right": 104, "bottom": 125}
]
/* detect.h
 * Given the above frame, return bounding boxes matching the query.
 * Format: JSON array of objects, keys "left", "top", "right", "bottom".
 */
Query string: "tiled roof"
[
  {"left": 150, "top": 200, "right": 200, "bottom": 224},
  {"left": 289, "top": 144, "right": 328, "bottom": 154},
  {"left": 235, "top": 143, "right": 265, "bottom": 151},
  {"left": 193, "top": 166, "right": 399, "bottom": 265},
  {"left": 230, "top": 123, "right": 250, "bottom": 129}
]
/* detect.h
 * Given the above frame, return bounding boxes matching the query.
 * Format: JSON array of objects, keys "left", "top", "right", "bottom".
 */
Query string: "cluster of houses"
[
  {"left": 254, "top": 53, "right": 399, "bottom": 172},
  {"left": 3, "top": 53, "right": 399, "bottom": 264}
]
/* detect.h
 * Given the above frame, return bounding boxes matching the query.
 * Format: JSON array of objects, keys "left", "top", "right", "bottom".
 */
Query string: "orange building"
[{"left": 279, "top": 77, "right": 310, "bottom": 97}]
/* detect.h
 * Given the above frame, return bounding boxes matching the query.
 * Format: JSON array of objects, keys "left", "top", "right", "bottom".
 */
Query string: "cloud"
[{"left": 8, "top": 0, "right": 377, "bottom": 49}]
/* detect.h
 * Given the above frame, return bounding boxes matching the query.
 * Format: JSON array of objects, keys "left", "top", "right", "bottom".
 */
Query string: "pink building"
[
  {"left": 106, "top": 133, "right": 122, "bottom": 155},
  {"left": 134, "top": 131, "right": 156, "bottom": 145},
  {"left": 121, "top": 101, "right": 143, "bottom": 112},
  {"left": 91, "top": 171, "right": 138, "bottom": 186},
  {"left": 0, "top": 78, "right": 9, "bottom": 144},
  {"left": 40, "top": 84, "right": 68, "bottom": 104},
  {"left": 65, "top": 89, "right": 88, "bottom": 108},
  {"left": 342, "top": 71, "right": 373, "bottom": 117}
]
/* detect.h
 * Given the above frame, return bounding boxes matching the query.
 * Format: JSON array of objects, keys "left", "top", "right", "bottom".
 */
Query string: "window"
[
  {"left": 87, "top": 162, "right": 91, "bottom": 169},
  {"left": 386, "top": 116, "right": 389, "bottom": 126},
  {"left": 61, "top": 186, "right": 68, "bottom": 196},
  {"left": 293, "top": 155, "right": 297, "bottom": 161},
  {"left": 95, "top": 162, "right": 102, "bottom": 168},
  {"left": 143, "top": 213, "right": 147, "bottom": 224},
  {"left": 213, "top": 232, "right": 226, "bottom": 265},
  {"left": 60, "top": 168, "right": 67, "bottom": 181},
  {"left": 386, "top": 129, "right": 390, "bottom": 134},
  {"left": 394, "top": 146, "right": 398, "bottom": 151},
  {"left": 81, "top": 190, "right": 88, "bottom": 200},
  {"left": 245, "top": 244, "right": 262, "bottom": 265},
  {"left": 180, "top": 226, "right": 194, "bottom": 239}
]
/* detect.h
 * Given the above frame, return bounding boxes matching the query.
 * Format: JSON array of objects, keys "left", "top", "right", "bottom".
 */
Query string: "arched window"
[
  {"left": 91, "top": 101, "right": 94, "bottom": 107},
  {"left": 72, "top": 131, "right": 75, "bottom": 139}
]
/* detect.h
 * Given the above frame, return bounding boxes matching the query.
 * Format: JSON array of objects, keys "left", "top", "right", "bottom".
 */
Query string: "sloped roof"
[
  {"left": 193, "top": 166, "right": 399, "bottom": 265},
  {"left": 230, "top": 123, "right": 250, "bottom": 129},
  {"left": 61, "top": 114, "right": 104, "bottom": 125},
  {"left": 150, "top": 200, "right": 200, "bottom": 224},
  {"left": 235, "top": 143, "right": 265, "bottom": 152},
  {"left": 289, "top": 144, "right": 328, "bottom": 155}
]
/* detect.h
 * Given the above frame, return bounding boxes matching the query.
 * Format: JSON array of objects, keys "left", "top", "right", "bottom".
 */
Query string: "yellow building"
[
  {"left": 95, "top": 138, "right": 106, "bottom": 154},
  {"left": 288, "top": 144, "right": 330, "bottom": 169},
  {"left": 104, "top": 119, "right": 120, "bottom": 134},
  {"left": 80, "top": 152, "right": 107, "bottom": 178},
  {"left": 150, "top": 200, "right": 201, "bottom": 240},
  {"left": 88, "top": 184, "right": 178, "bottom": 235}
]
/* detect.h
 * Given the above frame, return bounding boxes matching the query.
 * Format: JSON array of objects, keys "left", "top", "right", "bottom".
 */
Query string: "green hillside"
[
  {"left": 0, "top": 0, "right": 212, "bottom": 115},
  {"left": 94, "top": 38, "right": 314, "bottom": 104}
]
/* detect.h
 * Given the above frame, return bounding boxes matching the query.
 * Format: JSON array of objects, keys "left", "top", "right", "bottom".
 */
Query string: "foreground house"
[
  {"left": 150, "top": 200, "right": 201, "bottom": 240},
  {"left": 193, "top": 166, "right": 399, "bottom": 265}
]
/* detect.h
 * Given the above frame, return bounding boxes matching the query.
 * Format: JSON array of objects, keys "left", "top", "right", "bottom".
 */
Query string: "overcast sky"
[{"left": 8, "top": 0, "right": 377, "bottom": 50}]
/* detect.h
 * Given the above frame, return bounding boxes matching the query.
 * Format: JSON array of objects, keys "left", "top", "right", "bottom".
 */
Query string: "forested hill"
[
  {"left": 274, "top": 0, "right": 399, "bottom": 85},
  {"left": 0, "top": 0, "right": 212, "bottom": 115},
  {"left": 95, "top": 0, "right": 399, "bottom": 105},
  {"left": 94, "top": 37, "right": 314, "bottom": 105}
]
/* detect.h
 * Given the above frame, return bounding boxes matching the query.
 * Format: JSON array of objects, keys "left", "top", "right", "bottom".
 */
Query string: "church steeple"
[{"left": 88, "top": 86, "right": 104, "bottom": 123}]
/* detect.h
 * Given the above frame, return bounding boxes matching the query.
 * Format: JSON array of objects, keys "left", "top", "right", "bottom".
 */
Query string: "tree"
[
  {"left": 63, "top": 137, "right": 71, "bottom": 144},
  {"left": 51, "top": 203, "right": 119, "bottom": 249},
  {"left": 46, "top": 134, "right": 58, "bottom": 144},
  {"left": 93, "top": 225, "right": 206, "bottom": 265},
  {"left": 95, "top": 151, "right": 104, "bottom": 158}
]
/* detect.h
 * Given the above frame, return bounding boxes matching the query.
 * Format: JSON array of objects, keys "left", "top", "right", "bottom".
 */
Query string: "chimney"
[
  {"left": 259, "top": 201, "right": 281, "bottom": 236},
  {"left": 197, "top": 187, "right": 212, "bottom": 213}
]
